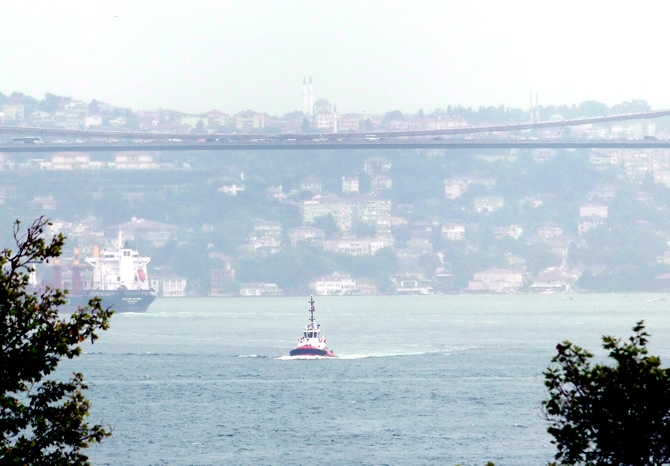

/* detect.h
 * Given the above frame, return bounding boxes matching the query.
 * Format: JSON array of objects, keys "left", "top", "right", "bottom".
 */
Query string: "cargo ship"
[{"left": 61, "top": 233, "right": 156, "bottom": 313}]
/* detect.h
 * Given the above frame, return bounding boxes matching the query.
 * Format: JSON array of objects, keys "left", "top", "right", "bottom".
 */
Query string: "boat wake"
[{"left": 276, "top": 350, "right": 445, "bottom": 360}]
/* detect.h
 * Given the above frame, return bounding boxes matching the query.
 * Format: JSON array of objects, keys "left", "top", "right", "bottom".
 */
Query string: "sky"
[{"left": 3, "top": 1, "right": 670, "bottom": 116}]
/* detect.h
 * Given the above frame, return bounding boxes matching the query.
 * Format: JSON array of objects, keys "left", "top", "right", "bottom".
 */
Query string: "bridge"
[
  {"left": 1, "top": 138, "right": 669, "bottom": 153},
  {"left": 1, "top": 108, "right": 669, "bottom": 152}
]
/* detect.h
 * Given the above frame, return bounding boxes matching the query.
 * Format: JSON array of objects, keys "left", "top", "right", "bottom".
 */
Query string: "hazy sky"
[{"left": 3, "top": 1, "right": 669, "bottom": 115}]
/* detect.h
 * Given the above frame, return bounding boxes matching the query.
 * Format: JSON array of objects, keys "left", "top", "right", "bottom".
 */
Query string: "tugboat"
[{"left": 289, "top": 296, "right": 336, "bottom": 357}]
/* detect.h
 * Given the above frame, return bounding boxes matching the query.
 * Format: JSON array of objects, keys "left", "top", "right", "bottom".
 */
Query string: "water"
[{"left": 65, "top": 294, "right": 670, "bottom": 465}]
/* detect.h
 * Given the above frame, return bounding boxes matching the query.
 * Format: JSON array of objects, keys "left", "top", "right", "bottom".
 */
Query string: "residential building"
[
  {"left": 218, "top": 184, "right": 245, "bottom": 196},
  {"left": 311, "top": 272, "right": 357, "bottom": 295},
  {"left": 342, "top": 176, "right": 360, "bottom": 194},
  {"left": 323, "top": 237, "right": 386, "bottom": 256},
  {"left": 108, "top": 217, "right": 178, "bottom": 247},
  {"left": 474, "top": 196, "right": 504, "bottom": 213},
  {"left": 537, "top": 224, "right": 563, "bottom": 239},
  {"left": 363, "top": 157, "right": 391, "bottom": 175},
  {"left": 50, "top": 153, "right": 91, "bottom": 170},
  {"left": 338, "top": 113, "right": 361, "bottom": 132},
  {"left": 234, "top": 110, "right": 265, "bottom": 131},
  {"left": 114, "top": 153, "right": 156, "bottom": 170},
  {"left": 442, "top": 223, "right": 465, "bottom": 241},
  {"left": 370, "top": 175, "right": 392, "bottom": 193},
  {"left": 302, "top": 195, "right": 353, "bottom": 232},
  {"left": 2, "top": 104, "right": 24, "bottom": 121},
  {"left": 300, "top": 175, "right": 322, "bottom": 194},
  {"left": 466, "top": 268, "right": 523, "bottom": 292},
  {"left": 579, "top": 204, "right": 608, "bottom": 218},
  {"left": 493, "top": 225, "right": 523, "bottom": 239},
  {"left": 288, "top": 226, "right": 325, "bottom": 247},
  {"left": 444, "top": 179, "right": 468, "bottom": 199},
  {"left": 239, "top": 283, "right": 282, "bottom": 296}
]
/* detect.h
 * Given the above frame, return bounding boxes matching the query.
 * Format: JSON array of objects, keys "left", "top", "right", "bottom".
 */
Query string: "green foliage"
[
  {"left": 312, "top": 215, "right": 339, "bottom": 238},
  {"left": 172, "top": 241, "right": 212, "bottom": 295},
  {"left": 382, "top": 110, "right": 404, "bottom": 124},
  {"left": 543, "top": 321, "right": 670, "bottom": 465},
  {"left": 0, "top": 217, "right": 113, "bottom": 464}
]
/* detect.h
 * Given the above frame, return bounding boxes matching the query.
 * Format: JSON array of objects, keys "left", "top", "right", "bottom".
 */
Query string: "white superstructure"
[{"left": 85, "top": 233, "right": 151, "bottom": 291}]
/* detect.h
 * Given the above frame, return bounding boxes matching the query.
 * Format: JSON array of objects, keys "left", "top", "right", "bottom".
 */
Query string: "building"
[
  {"left": 311, "top": 272, "right": 357, "bottom": 295},
  {"left": 234, "top": 110, "right": 265, "bottom": 131},
  {"left": 323, "top": 238, "right": 386, "bottom": 256},
  {"left": 537, "top": 224, "right": 563, "bottom": 239},
  {"left": 108, "top": 217, "right": 178, "bottom": 247},
  {"left": 300, "top": 175, "right": 322, "bottom": 194},
  {"left": 2, "top": 104, "right": 24, "bottom": 121},
  {"left": 444, "top": 179, "right": 468, "bottom": 199},
  {"left": 493, "top": 225, "right": 523, "bottom": 239},
  {"left": 442, "top": 223, "right": 465, "bottom": 241},
  {"left": 50, "top": 152, "right": 91, "bottom": 170},
  {"left": 206, "top": 110, "right": 230, "bottom": 128},
  {"left": 338, "top": 113, "right": 362, "bottom": 132},
  {"left": 239, "top": 283, "right": 281, "bottom": 296},
  {"left": 253, "top": 220, "right": 282, "bottom": 238},
  {"left": 218, "top": 184, "right": 245, "bottom": 196},
  {"left": 466, "top": 268, "right": 523, "bottom": 292},
  {"left": 474, "top": 196, "right": 504, "bottom": 213},
  {"left": 209, "top": 252, "right": 234, "bottom": 296},
  {"left": 531, "top": 267, "right": 578, "bottom": 292},
  {"left": 370, "top": 175, "right": 392, "bottom": 193},
  {"left": 579, "top": 204, "right": 608, "bottom": 218},
  {"left": 351, "top": 195, "right": 392, "bottom": 233},
  {"left": 363, "top": 157, "right": 391, "bottom": 175},
  {"left": 342, "top": 176, "right": 360, "bottom": 194},
  {"left": 288, "top": 226, "right": 325, "bottom": 247},
  {"left": 114, "top": 153, "right": 156, "bottom": 170},
  {"left": 302, "top": 195, "right": 353, "bottom": 232},
  {"left": 152, "top": 277, "right": 188, "bottom": 297}
]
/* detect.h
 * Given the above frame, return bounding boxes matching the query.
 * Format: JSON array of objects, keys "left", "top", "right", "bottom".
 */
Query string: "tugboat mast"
[{"left": 308, "top": 295, "right": 316, "bottom": 323}]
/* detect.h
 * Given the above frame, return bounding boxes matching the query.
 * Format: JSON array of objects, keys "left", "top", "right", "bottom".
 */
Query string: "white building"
[
  {"left": 579, "top": 204, "right": 608, "bottom": 218},
  {"left": 441, "top": 223, "right": 465, "bottom": 241},
  {"left": 474, "top": 196, "right": 504, "bottom": 213},
  {"left": 311, "top": 272, "right": 357, "bottom": 295},
  {"left": 114, "top": 153, "right": 156, "bottom": 170},
  {"left": 466, "top": 268, "right": 523, "bottom": 292},
  {"left": 323, "top": 238, "right": 387, "bottom": 256},
  {"left": 342, "top": 176, "right": 360, "bottom": 194}
]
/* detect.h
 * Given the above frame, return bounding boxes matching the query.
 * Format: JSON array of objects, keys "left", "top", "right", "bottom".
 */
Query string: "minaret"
[
  {"left": 309, "top": 76, "right": 314, "bottom": 116},
  {"left": 303, "top": 77, "right": 307, "bottom": 115},
  {"left": 535, "top": 91, "right": 539, "bottom": 122},
  {"left": 333, "top": 104, "right": 338, "bottom": 134}
]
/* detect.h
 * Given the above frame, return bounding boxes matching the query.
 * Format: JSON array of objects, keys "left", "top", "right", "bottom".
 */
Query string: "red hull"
[{"left": 289, "top": 345, "right": 336, "bottom": 357}]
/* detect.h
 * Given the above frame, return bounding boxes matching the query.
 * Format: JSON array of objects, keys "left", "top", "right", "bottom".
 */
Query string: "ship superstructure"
[{"left": 85, "top": 232, "right": 152, "bottom": 291}]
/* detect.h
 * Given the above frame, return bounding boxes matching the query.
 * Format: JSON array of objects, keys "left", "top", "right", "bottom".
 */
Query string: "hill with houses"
[{"left": 2, "top": 91, "right": 670, "bottom": 297}]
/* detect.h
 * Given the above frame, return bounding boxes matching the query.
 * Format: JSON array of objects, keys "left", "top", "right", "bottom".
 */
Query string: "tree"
[
  {"left": 312, "top": 215, "right": 339, "bottom": 238},
  {"left": 0, "top": 217, "right": 112, "bottom": 464},
  {"left": 382, "top": 110, "right": 403, "bottom": 124},
  {"left": 543, "top": 321, "right": 670, "bottom": 465}
]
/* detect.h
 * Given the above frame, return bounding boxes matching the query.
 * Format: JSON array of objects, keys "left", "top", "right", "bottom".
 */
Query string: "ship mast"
[{"left": 308, "top": 295, "right": 316, "bottom": 323}]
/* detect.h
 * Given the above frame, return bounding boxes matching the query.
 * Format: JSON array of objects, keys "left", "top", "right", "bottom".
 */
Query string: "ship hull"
[
  {"left": 289, "top": 346, "right": 336, "bottom": 357},
  {"left": 63, "top": 289, "right": 156, "bottom": 313}
]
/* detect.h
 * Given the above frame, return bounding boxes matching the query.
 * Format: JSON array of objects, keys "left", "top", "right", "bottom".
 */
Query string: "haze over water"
[{"left": 70, "top": 294, "right": 670, "bottom": 465}]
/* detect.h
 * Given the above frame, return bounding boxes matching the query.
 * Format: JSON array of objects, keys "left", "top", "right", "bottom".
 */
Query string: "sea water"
[{"left": 66, "top": 294, "right": 670, "bottom": 465}]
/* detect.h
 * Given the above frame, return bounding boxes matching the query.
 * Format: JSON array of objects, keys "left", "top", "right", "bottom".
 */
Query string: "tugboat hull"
[{"left": 289, "top": 346, "right": 336, "bottom": 357}]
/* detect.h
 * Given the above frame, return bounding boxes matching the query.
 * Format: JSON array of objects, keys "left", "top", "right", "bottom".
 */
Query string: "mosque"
[{"left": 303, "top": 77, "right": 338, "bottom": 132}]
